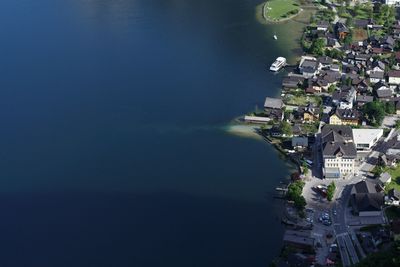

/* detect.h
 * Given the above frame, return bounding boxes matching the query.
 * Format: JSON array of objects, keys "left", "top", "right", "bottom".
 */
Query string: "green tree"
[
  {"left": 395, "top": 120, "right": 400, "bottom": 129},
  {"left": 362, "top": 101, "right": 386, "bottom": 126},
  {"left": 326, "top": 181, "right": 336, "bottom": 201},
  {"left": 280, "top": 121, "right": 293, "bottom": 137},
  {"left": 385, "top": 101, "right": 396, "bottom": 115},
  {"left": 287, "top": 181, "right": 306, "bottom": 210},
  {"left": 309, "top": 38, "right": 325, "bottom": 56}
]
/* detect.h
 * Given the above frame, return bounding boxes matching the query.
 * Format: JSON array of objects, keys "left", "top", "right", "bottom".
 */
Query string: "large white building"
[
  {"left": 321, "top": 125, "right": 357, "bottom": 179},
  {"left": 352, "top": 128, "right": 383, "bottom": 151}
]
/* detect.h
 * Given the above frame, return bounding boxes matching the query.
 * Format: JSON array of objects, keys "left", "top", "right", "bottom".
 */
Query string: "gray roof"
[
  {"left": 379, "top": 172, "right": 391, "bottom": 184},
  {"left": 376, "top": 88, "right": 393, "bottom": 98},
  {"left": 369, "top": 71, "right": 384, "bottom": 79},
  {"left": 352, "top": 180, "right": 377, "bottom": 194},
  {"left": 335, "top": 108, "right": 360, "bottom": 120},
  {"left": 352, "top": 193, "right": 384, "bottom": 212},
  {"left": 264, "top": 97, "right": 283, "bottom": 109},
  {"left": 357, "top": 95, "right": 374, "bottom": 103},
  {"left": 301, "top": 60, "right": 318, "bottom": 69},
  {"left": 321, "top": 125, "right": 356, "bottom": 158}
]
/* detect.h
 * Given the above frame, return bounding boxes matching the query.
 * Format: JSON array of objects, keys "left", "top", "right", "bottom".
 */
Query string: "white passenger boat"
[{"left": 269, "top": 57, "right": 286, "bottom": 72}]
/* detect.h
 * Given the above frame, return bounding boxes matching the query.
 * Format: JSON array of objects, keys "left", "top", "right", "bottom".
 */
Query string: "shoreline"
[{"left": 262, "top": 2, "right": 303, "bottom": 24}]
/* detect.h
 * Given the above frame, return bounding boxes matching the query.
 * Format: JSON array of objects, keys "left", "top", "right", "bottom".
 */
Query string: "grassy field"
[{"left": 264, "top": 0, "right": 300, "bottom": 21}]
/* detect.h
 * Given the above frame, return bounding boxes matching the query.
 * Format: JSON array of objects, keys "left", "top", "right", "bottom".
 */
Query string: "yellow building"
[
  {"left": 303, "top": 103, "right": 319, "bottom": 123},
  {"left": 329, "top": 109, "right": 360, "bottom": 126}
]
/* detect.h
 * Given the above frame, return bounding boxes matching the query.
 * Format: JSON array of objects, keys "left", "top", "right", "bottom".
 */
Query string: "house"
[
  {"left": 318, "top": 56, "right": 333, "bottom": 69},
  {"left": 329, "top": 108, "right": 360, "bottom": 126},
  {"left": 356, "top": 95, "right": 374, "bottom": 107},
  {"left": 299, "top": 56, "right": 319, "bottom": 78},
  {"left": 292, "top": 136, "right": 309, "bottom": 148},
  {"left": 330, "top": 64, "right": 340, "bottom": 72},
  {"left": 264, "top": 97, "right": 284, "bottom": 121},
  {"left": 385, "top": 189, "right": 400, "bottom": 206},
  {"left": 336, "top": 22, "right": 349, "bottom": 40},
  {"left": 303, "top": 103, "right": 320, "bottom": 123},
  {"left": 388, "top": 70, "right": 400, "bottom": 85},
  {"left": 378, "top": 172, "right": 392, "bottom": 186},
  {"left": 369, "top": 71, "right": 385, "bottom": 84},
  {"left": 351, "top": 180, "right": 384, "bottom": 217},
  {"left": 316, "top": 21, "right": 330, "bottom": 32},
  {"left": 282, "top": 76, "right": 304, "bottom": 89},
  {"left": 374, "top": 82, "right": 393, "bottom": 100},
  {"left": 321, "top": 125, "right": 357, "bottom": 178},
  {"left": 352, "top": 128, "right": 383, "bottom": 151},
  {"left": 332, "top": 87, "right": 356, "bottom": 109},
  {"left": 379, "top": 154, "right": 399, "bottom": 168},
  {"left": 283, "top": 230, "right": 314, "bottom": 250}
]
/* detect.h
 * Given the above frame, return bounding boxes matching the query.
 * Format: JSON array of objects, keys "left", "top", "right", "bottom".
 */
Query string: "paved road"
[
  {"left": 336, "top": 234, "right": 351, "bottom": 267},
  {"left": 343, "top": 232, "right": 359, "bottom": 265}
]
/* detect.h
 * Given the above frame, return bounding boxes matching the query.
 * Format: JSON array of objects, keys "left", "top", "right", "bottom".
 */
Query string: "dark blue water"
[{"left": 0, "top": 0, "right": 294, "bottom": 266}]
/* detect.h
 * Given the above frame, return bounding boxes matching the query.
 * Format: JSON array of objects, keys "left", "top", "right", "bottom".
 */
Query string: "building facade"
[{"left": 321, "top": 125, "right": 357, "bottom": 178}]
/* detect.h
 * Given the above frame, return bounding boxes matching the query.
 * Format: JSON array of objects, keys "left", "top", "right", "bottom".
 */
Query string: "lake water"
[{"left": 0, "top": 0, "right": 297, "bottom": 266}]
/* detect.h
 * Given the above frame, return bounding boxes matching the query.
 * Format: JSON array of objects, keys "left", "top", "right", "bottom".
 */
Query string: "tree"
[
  {"left": 328, "top": 84, "right": 336, "bottom": 93},
  {"left": 385, "top": 101, "right": 396, "bottom": 115},
  {"left": 326, "top": 182, "right": 336, "bottom": 202},
  {"left": 309, "top": 38, "right": 325, "bottom": 56},
  {"left": 280, "top": 121, "right": 293, "bottom": 137},
  {"left": 395, "top": 120, "right": 400, "bottom": 129},
  {"left": 287, "top": 181, "right": 306, "bottom": 210},
  {"left": 362, "top": 101, "right": 386, "bottom": 126}
]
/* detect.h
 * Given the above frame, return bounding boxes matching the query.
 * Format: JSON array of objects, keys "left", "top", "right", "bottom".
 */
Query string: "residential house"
[
  {"left": 282, "top": 76, "right": 304, "bottom": 90},
  {"left": 292, "top": 136, "right": 309, "bottom": 149},
  {"left": 356, "top": 95, "right": 374, "bottom": 107},
  {"left": 264, "top": 97, "right": 284, "bottom": 121},
  {"left": 336, "top": 22, "right": 349, "bottom": 40},
  {"left": 329, "top": 108, "right": 360, "bottom": 126},
  {"left": 321, "top": 125, "right": 357, "bottom": 178},
  {"left": 351, "top": 180, "right": 384, "bottom": 217},
  {"left": 388, "top": 70, "right": 400, "bottom": 85},
  {"left": 378, "top": 172, "right": 392, "bottom": 187},
  {"left": 302, "top": 103, "right": 320, "bottom": 123},
  {"left": 385, "top": 189, "right": 400, "bottom": 206},
  {"left": 316, "top": 21, "right": 330, "bottom": 32},
  {"left": 352, "top": 128, "right": 383, "bottom": 151},
  {"left": 369, "top": 71, "right": 385, "bottom": 84},
  {"left": 374, "top": 82, "right": 393, "bottom": 100},
  {"left": 299, "top": 56, "right": 319, "bottom": 78},
  {"left": 332, "top": 87, "right": 356, "bottom": 109},
  {"left": 318, "top": 56, "right": 333, "bottom": 69}
]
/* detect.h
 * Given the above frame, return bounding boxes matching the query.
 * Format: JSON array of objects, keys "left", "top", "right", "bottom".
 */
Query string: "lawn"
[
  {"left": 283, "top": 94, "right": 319, "bottom": 106},
  {"left": 264, "top": 0, "right": 300, "bottom": 21}
]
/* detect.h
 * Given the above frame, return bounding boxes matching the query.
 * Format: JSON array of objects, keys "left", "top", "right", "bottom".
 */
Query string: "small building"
[
  {"left": 302, "top": 103, "right": 320, "bottom": 123},
  {"left": 388, "top": 70, "right": 400, "bottom": 85},
  {"left": 369, "top": 71, "right": 385, "bottom": 84},
  {"left": 292, "top": 136, "right": 309, "bottom": 149},
  {"left": 385, "top": 189, "right": 400, "bottom": 206},
  {"left": 283, "top": 230, "right": 315, "bottom": 250},
  {"left": 352, "top": 128, "right": 383, "bottom": 151},
  {"left": 357, "top": 95, "right": 374, "bottom": 107},
  {"left": 264, "top": 97, "right": 284, "bottom": 121},
  {"left": 351, "top": 180, "right": 384, "bottom": 217},
  {"left": 378, "top": 172, "right": 392, "bottom": 186},
  {"left": 299, "top": 56, "right": 319, "bottom": 78}
]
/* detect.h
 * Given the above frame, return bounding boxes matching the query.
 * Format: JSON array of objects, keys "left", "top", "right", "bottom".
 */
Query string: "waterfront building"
[
  {"left": 264, "top": 97, "right": 284, "bottom": 121},
  {"left": 321, "top": 125, "right": 357, "bottom": 178}
]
